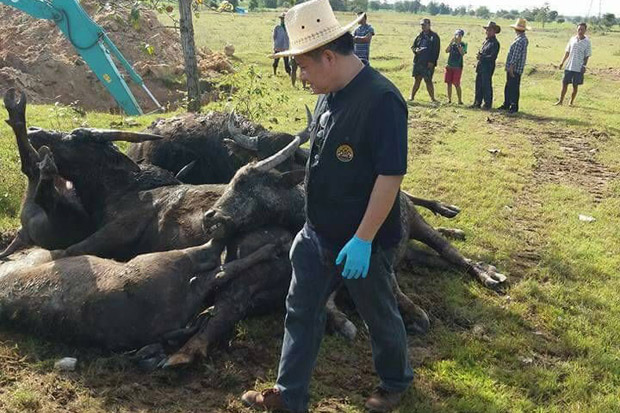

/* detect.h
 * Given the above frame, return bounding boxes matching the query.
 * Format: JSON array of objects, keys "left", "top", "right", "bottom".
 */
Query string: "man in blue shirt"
[
  {"left": 272, "top": 12, "right": 291, "bottom": 76},
  {"left": 499, "top": 18, "right": 529, "bottom": 114},
  {"left": 242, "top": 0, "right": 412, "bottom": 412},
  {"left": 353, "top": 11, "right": 375, "bottom": 65}
]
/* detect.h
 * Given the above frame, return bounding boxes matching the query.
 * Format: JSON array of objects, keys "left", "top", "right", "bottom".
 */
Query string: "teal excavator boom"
[{"left": 0, "top": 0, "right": 163, "bottom": 115}]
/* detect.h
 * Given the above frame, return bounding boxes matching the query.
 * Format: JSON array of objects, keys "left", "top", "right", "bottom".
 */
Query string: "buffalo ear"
[{"left": 275, "top": 169, "right": 306, "bottom": 188}]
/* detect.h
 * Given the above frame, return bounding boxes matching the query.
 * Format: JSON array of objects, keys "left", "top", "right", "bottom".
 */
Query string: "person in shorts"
[
  {"left": 444, "top": 29, "right": 467, "bottom": 104},
  {"left": 409, "top": 18, "right": 440, "bottom": 102},
  {"left": 554, "top": 23, "right": 592, "bottom": 106}
]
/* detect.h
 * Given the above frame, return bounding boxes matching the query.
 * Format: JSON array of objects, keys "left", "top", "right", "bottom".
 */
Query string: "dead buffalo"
[
  {"left": 202, "top": 137, "right": 507, "bottom": 289},
  {"left": 1, "top": 89, "right": 178, "bottom": 259},
  {"left": 126, "top": 108, "right": 312, "bottom": 184},
  {"left": 2, "top": 89, "right": 227, "bottom": 260}
]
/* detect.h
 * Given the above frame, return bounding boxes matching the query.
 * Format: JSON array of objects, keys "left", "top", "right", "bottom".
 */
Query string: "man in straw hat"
[
  {"left": 499, "top": 18, "right": 530, "bottom": 114},
  {"left": 472, "top": 21, "right": 501, "bottom": 109},
  {"left": 273, "top": 12, "right": 291, "bottom": 76},
  {"left": 242, "top": 0, "right": 413, "bottom": 411}
]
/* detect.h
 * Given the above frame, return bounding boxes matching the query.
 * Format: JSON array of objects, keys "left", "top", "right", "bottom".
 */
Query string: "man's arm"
[
  {"left": 432, "top": 34, "right": 441, "bottom": 66},
  {"left": 559, "top": 51, "right": 570, "bottom": 69},
  {"left": 355, "top": 175, "right": 403, "bottom": 241},
  {"left": 582, "top": 56, "right": 590, "bottom": 73}
]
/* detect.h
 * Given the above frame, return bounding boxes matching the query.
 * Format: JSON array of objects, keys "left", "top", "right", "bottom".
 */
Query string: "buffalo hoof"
[
  {"left": 336, "top": 319, "right": 358, "bottom": 341},
  {"left": 469, "top": 260, "right": 508, "bottom": 289},
  {"left": 403, "top": 304, "right": 430, "bottom": 336},
  {"left": 162, "top": 352, "right": 194, "bottom": 369},
  {"left": 132, "top": 343, "right": 167, "bottom": 371},
  {"left": 433, "top": 203, "right": 461, "bottom": 218}
]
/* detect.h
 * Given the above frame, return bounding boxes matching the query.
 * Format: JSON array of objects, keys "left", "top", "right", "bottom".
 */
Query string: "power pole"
[{"left": 179, "top": 0, "right": 201, "bottom": 113}]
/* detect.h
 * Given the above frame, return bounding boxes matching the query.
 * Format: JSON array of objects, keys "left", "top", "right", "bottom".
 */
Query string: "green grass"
[{"left": 0, "top": 9, "right": 619, "bottom": 413}]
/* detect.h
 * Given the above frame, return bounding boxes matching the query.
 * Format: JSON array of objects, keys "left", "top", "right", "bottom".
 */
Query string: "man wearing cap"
[
  {"left": 499, "top": 18, "right": 529, "bottom": 114},
  {"left": 273, "top": 12, "right": 291, "bottom": 76},
  {"left": 242, "top": 0, "right": 413, "bottom": 412},
  {"left": 353, "top": 11, "right": 375, "bottom": 65},
  {"left": 472, "top": 21, "right": 501, "bottom": 109},
  {"left": 444, "top": 29, "right": 467, "bottom": 104},
  {"left": 410, "top": 18, "right": 441, "bottom": 102},
  {"left": 555, "top": 22, "right": 592, "bottom": 106}
]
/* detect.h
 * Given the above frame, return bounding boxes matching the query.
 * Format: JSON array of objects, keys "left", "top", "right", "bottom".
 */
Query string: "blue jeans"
[{"left": 275, "top": 225, "right": 414, "bottom": 412}]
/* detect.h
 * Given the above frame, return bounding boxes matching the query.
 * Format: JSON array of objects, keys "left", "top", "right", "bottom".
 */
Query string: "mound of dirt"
[{"left": 0, "top": 1, "right": 233, "bottom": 114}]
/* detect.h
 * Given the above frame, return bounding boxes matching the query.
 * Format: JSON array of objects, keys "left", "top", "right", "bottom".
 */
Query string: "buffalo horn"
[
  {"left": 254, "top": 135, "right": 301, "bottom": 172},
  {"left": 297, "top": 104, "right": 313, "bottom": 144},
  {"left": 227, "top": 111, "right": 259, "bottom": 151},
  {"left": 69, "top": 128, "right": 163, "bottom": 142}
]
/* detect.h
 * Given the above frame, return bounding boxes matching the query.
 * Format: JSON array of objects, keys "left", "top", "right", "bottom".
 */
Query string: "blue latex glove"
[{"left": 335, "top": 236, "right": 372, "bottom": 279}]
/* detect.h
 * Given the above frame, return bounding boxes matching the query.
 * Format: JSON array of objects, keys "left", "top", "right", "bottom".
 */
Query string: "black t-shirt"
[{"left": 305, "top": 65, "right": 408, "bottom": 250}]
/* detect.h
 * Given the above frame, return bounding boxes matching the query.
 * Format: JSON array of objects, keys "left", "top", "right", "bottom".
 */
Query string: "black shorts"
[
  {"left": 412, "top": 62, "right": 434, "bottom": 80},
  {"left": 563, "top": 70, "right": 584, "bottom": 86}
]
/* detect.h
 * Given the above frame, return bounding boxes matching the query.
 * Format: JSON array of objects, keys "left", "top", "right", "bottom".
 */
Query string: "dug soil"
[{"left": 0, "top": 1, "right": 233, "bottom": 114}]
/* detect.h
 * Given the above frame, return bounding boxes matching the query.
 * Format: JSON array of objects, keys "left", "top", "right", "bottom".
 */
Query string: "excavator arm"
[{"left": 0, "top": 0, "right": 163, "bottom": 115}]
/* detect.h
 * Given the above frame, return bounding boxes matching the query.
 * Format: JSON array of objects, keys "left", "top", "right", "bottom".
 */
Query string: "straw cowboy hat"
[
  {"left": 483, "top": 21, "right": 501, "bottom": 34},
  {"left": 272, "top": 0, "right": 364, "bottom": 58},
  {"left": 510, "top": 18, "right": 531, "bottom": 31}
]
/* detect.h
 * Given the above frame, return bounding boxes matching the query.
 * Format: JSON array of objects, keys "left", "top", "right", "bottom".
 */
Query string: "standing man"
[
  {"left": 555, "top": 23, "right": 592, "bottom": 106},
  {"left": 499, "top": 18, "right": 529, "bottom": 114},
  {"left": 273, "top": 12, "right": 291, "bottom": 76},
  {"left": 242, "top": 0, "right": 413, "bottom": 412},
  {"left": 444, "top": 29, "right": 467, "bottom": 105},
  {"left": 410, "top": 18, "right": 440, "bottom": 103},
  {"left": 472, "top": 21, "right": 501, "bottom": 109},
  {"left": 353, "top": 11, "right": 375, "bottom": 65}
]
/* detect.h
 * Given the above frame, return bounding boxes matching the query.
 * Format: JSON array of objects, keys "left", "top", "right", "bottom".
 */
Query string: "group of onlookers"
[{"left": 272, "top": 12, "right": 593, "bottom": 113}]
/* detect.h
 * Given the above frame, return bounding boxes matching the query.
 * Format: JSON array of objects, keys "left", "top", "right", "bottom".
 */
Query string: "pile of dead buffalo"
[{"left": 0, "top": 88, "right": 505, "bottom": 369}]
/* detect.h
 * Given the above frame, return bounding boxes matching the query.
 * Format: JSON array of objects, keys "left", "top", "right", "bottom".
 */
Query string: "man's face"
[
  {"left": 577, "top": 25, "right": 586, "bottom": 37},
  {"left": 295, "top": 53, "right": 335, "bottom": 95},
  {"left": 360, "top": 15, "right": 367, "bottom": 25},
  {"left": 421, "top": 22, "right": 430, "bottom": 32},
  {"left": 485, "top": 27, "right": 495, "bottom": 38}
]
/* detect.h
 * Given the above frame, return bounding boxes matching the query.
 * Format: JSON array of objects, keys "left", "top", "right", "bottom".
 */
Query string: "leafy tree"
[
  {"left": 329, "top": 0, "right": 346, "bottom": 11},
  {"left": 369, "top": 0, "right": 381, "bottom": 10},
  {"left": 438, "top": 2, "right": 451, "bottom": 14},
  {"left": 350, "top": 0, "right": 368, "bottom": 12},
  {"left": 248, "top": 0, "right": 258, "bottom": 10},
  {"left": 262, "top": 0, "right": 277, "bottom": 7},
  {"left": 426, "top": 1, "right": 439, "bottom": 16},
  {"left": 602, "top": 13, "right": 617, "bottom": 28},
  {"left": 453, "top": 6, "right": 466, "bottom": 16},
  {"left": 475, "top": 6, "right": 490, "bottom": 19},
  {"left": 556, "top": 18, "right": 565, "bottom": 24},
  {"left": 535, "top": 3, "right": 551, "bottom": 28}
]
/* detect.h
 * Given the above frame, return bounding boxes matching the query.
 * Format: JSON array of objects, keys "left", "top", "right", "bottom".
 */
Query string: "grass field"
[{"left": 0, "top": 8, "right": 619, "bottom": 412}]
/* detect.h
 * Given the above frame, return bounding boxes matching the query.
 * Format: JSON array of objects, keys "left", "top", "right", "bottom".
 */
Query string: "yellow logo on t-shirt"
[{"left": 336, "top": 144, "right": 354, "bottom": 162}]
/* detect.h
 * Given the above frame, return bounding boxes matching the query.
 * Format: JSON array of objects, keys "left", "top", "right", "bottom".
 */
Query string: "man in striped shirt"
[
  {"left": 499, "top": 18, "right": 529, "bottom": 114},
  {"left": 555, "top": 23, "right": 592, "bottom": 106},
  {"left": 353, "top": 12, "right": 375, "bottom": 65}
]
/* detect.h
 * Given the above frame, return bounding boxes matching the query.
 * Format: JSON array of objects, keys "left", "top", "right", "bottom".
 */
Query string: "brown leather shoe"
[
  {"left": 364, "top": 387, "right": 405, "bottom": 412},
  {"left": 241, "top": 387, "right": 290, "bottom": 412}
]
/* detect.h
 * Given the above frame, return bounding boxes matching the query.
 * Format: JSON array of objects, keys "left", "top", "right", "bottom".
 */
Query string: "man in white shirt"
[{"left": 555, "top": 23, "right": 592, "bottom": 106}]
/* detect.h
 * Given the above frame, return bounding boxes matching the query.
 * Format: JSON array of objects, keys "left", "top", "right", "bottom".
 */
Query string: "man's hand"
[
  {"left": 427, "top": 62, "right": 435, "bottom": 69},
  {"left": 335, "top": 236, "right": 372, "bottom": 279},
  {"left": 558, "top": 62, "right": 564, "bottom": 70},
  {"left": 508, "top": 65, "right": 515, "bottom": 78},
  {"left": 581, "top": 66, "right": 587, "bottom": 74}
]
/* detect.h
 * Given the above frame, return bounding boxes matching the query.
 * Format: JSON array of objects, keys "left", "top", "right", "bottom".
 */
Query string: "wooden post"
[{"left": 178, "top": 0, "right": 201, "bottom": 112}]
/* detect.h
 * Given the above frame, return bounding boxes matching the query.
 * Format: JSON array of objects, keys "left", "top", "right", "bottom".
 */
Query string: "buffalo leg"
[
  {"left": 390, "top": 272, "right": 430, "bottom": 335},
  {"left": 408, "top": 207, "right": 507, "bottom": 288},
  {"left": 0, "top": 229, "right": 30, "bottom": 260},
  {"left": 325, "top": 289, "right": 358, "bottom": 341},
  {"left": 402, "top": 191, "right": 461, "bottom": 218},
  {"left": 3, "top": 89, "right": 40, "bottom": 178},
  {"left": 164, "top": 260, "right": 290, "bottom": 367}
]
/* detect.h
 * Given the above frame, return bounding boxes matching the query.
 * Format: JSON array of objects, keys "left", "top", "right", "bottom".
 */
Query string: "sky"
[{"left": 414, "top": 1, "right": 620, "bottom": 17}]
